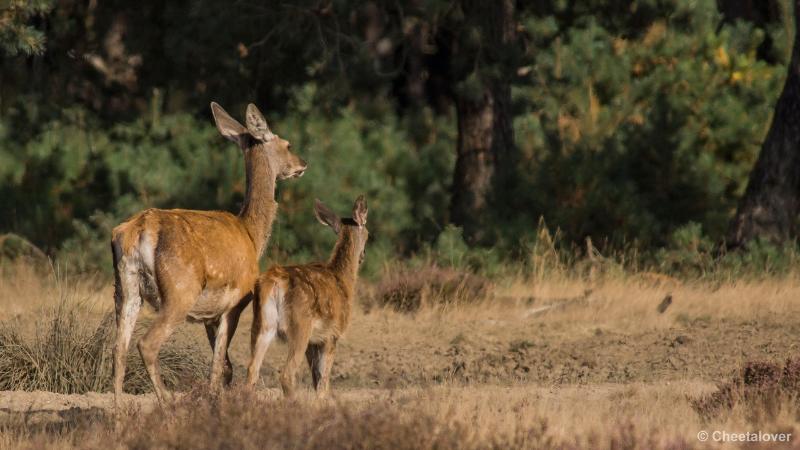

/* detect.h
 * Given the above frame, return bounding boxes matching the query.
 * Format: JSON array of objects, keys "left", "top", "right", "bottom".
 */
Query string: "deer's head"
[
  {"left": 315, "top": 195, "right": 369, "bottom": 266},
  {"left": 211, "top": 102, "right": 307, "bottom": 180}
]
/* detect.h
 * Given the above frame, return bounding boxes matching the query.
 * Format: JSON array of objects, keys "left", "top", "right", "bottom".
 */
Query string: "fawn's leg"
[
  {"left": 280, "top": 319, "right": 312, "bottom": 398},
  {"left": 314, "top": 338, "right": 336, "bottom": 398},
  {"left": 247, "top": 284, "right": 279, "bottom": 385},
  {"left": 305, "top": 343, "right": 323, "bottom": 389}
]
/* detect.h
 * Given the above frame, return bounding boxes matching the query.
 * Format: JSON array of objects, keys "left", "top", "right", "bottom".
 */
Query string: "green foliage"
[
  {"left": 513, "top": 1, "right": 784, "bottom": 248},
  {"left": 656, "top": 223, "right": 716, "bottom": 277},
  {"left": 0, "top": 0, "right": 795, "bottom": 280},
  {"left": 263, "top": 88, "right": 455, "bottom": 276},
  {"left": 717, "top": 238, "right": 799, "bottom": 279},
  {"left": 430, "top": 225, "right": 505, "bottom": 276},
  {"left": 1, "top": 88, "right": 456, "bottom": 276},
  {"left": 657, "top": 223, "right": 799, "bottom": 279},
  {"left": 1, "top": 105, "right": 241, "bottom": 270},
  {"left": 0, "top": 0, "right": 52, "bottom": 56},
  {"left": 434, "top": 225, "right": 470, "bottom": 268}
]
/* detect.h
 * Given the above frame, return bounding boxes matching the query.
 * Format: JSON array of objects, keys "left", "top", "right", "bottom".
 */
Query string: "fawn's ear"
[
  {"left": 314, "top": 199, "right": 341, "bottom": 234},
  {"left": 353, "top": 195, "right": 368, "bottom": 227},
  {"left": 245, "top": 103, "right": 274, "bottom": 141},
  {"left": 211, "top": 102, "right": 248, "bottom": 149}
]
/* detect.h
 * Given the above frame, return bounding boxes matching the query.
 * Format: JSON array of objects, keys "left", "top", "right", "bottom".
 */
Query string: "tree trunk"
[
  {"left": 449, "top": 0, "right": 516, "bottom": 244},
  {"left": 728, "top": 0, "right": 800, "bottom": 248},
  {"left": 451, "top": 82, "right": 514, "bottom": 243}
]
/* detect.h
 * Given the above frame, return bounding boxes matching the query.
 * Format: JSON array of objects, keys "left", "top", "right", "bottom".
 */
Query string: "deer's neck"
[
  {"left": 328, "top": 230, "right": 361, "bottom": 297},
  {"left": 239, "top": 149, "right": 278, "bottom": 258}
]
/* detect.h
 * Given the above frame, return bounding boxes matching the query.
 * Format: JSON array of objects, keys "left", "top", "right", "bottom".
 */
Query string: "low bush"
[
  {"left": 0, "top": 300, "right": 207, "bottom": 394},
  {"left": 691, "top": 357, "right": 800, "bottom": 421},
  {"left": 370, "top": 266, "right": 493, "bottom": 312}
]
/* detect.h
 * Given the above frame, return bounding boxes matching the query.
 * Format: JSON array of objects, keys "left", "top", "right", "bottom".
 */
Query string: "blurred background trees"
[
  {"left": 727, "top": 0, "right": 800, "bottom": 248},
  {"left": 0, "top": 0, "right": 796, "bottom": 274}
]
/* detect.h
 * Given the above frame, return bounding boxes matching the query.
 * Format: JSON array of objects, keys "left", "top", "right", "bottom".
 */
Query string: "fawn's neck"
[
  {"left": 328, "top": 229, "right": 362, "bottom": 297},
  {"left": 239, "top": 147, "right": 278, "bottom": 258}
]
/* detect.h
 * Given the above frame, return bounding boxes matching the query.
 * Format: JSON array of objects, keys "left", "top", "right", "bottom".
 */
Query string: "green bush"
[
  {"left": 0, "top": 89, "right": 457, "bottom": 277},
  {"left": 513, "top": 3, "right": 784, "bottom": 248}
]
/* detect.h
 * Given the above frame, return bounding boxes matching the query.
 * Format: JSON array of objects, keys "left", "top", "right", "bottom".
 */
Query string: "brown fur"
[
  {"left": 246, "top": 196, "right": 369, "bottom": 397},
  {"left": 110, "top": 102, "right": 306, "bottom": 409}
]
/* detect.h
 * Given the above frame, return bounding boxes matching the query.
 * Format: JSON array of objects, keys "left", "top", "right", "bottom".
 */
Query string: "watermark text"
[{"left": 697, "top": 430, "right": 791, "bottom": 443}]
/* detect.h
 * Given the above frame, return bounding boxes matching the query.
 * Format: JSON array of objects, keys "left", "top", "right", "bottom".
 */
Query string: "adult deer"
[
  {"left": 246, "top": 196, "right": 368, "bottom": 398},
  {"left": 110, "top": 102, "right": 306, "bottom": 408}
]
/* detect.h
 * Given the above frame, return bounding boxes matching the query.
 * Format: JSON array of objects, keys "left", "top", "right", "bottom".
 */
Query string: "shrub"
[
  {"left": 691, "top": 357, "right": 800, "bottom": 421},
  {"left": 0, "top": 300, "right": 206, "bottom": 394},
  {"left": 370, "top": 266, "right": 493, "bottom": 312},
  {"left": 655, "top": 222, "right": 716, "bottom": 278}
]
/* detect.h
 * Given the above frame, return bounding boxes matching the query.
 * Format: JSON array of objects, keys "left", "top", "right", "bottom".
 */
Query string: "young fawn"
[{"left": 246, "top": 195, "right": 369, "bottom": 397}]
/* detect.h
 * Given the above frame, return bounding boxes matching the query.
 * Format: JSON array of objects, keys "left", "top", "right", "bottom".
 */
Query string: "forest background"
[{"left": 2, "top": 0, "right": 797, "bottom": 280}]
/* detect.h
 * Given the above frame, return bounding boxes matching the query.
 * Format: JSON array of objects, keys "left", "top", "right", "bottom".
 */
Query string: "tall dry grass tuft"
[
  {"left": 0, "top": 304, "right": 113, "bottom": 393},
  {"left": 0, "top": 301, "right": 207, "bottom": 394},
  {"left": 0, "top": 266, "right": 207, "bottom": 394}
]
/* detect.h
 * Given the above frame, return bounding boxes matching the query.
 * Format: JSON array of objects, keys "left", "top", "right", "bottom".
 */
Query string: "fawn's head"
[
  {"left": 210, "top": 102, "right": 307, "bottom": 179},
  {"left": 315, "top": 195, "right": 369, "bottom": 266}
]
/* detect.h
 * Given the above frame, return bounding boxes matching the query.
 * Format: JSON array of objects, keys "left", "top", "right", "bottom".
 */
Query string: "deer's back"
[{"left": 113, "top": 208, "right": 259, "bottom": 295}]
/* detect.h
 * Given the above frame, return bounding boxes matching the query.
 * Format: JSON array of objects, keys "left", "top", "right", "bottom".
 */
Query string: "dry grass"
[
  {"left": 1, "top": 386, "right": 704, "bottom": 450},
  {"left": 0, "top": 262, "right": 207, "bottom": 394},
  {"left": 6, "top": 383, "right": 797, "bottom": 449},
  {"left": 2, "top": 261, "right": 800, "bottom": 448}
]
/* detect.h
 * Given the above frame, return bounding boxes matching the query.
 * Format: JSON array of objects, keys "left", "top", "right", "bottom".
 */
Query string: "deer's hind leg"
[
  {"left": 205, "top": 294, "right": 250, "bottom": 387},
  {"left": 138, "top": 271, "right": 200, "bottom": 404},
  {"left": 112, "top": 241, "right": 142, "bottom": 413},
  {"left": 306, "top": 338, "right": 337, "bottom": 397}
]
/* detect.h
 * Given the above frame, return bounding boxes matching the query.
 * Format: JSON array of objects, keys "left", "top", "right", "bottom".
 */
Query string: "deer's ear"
[
  {"left": 314, "top": 199, "right": 341, "bottom": 234},
  {"left": 211, "top": 102, "right": 248, "bottom": 149},
  {"left": 353, "top": 195, "right": 368, "bottom": 227},
  {"left": 245, "top": 103, "right": 274, "bottom": 141}
]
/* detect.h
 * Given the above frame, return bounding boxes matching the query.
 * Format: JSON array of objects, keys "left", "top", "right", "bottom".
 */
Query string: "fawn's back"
[{"left": 257, "top": 263, "right": 353, "bottom": 344}]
